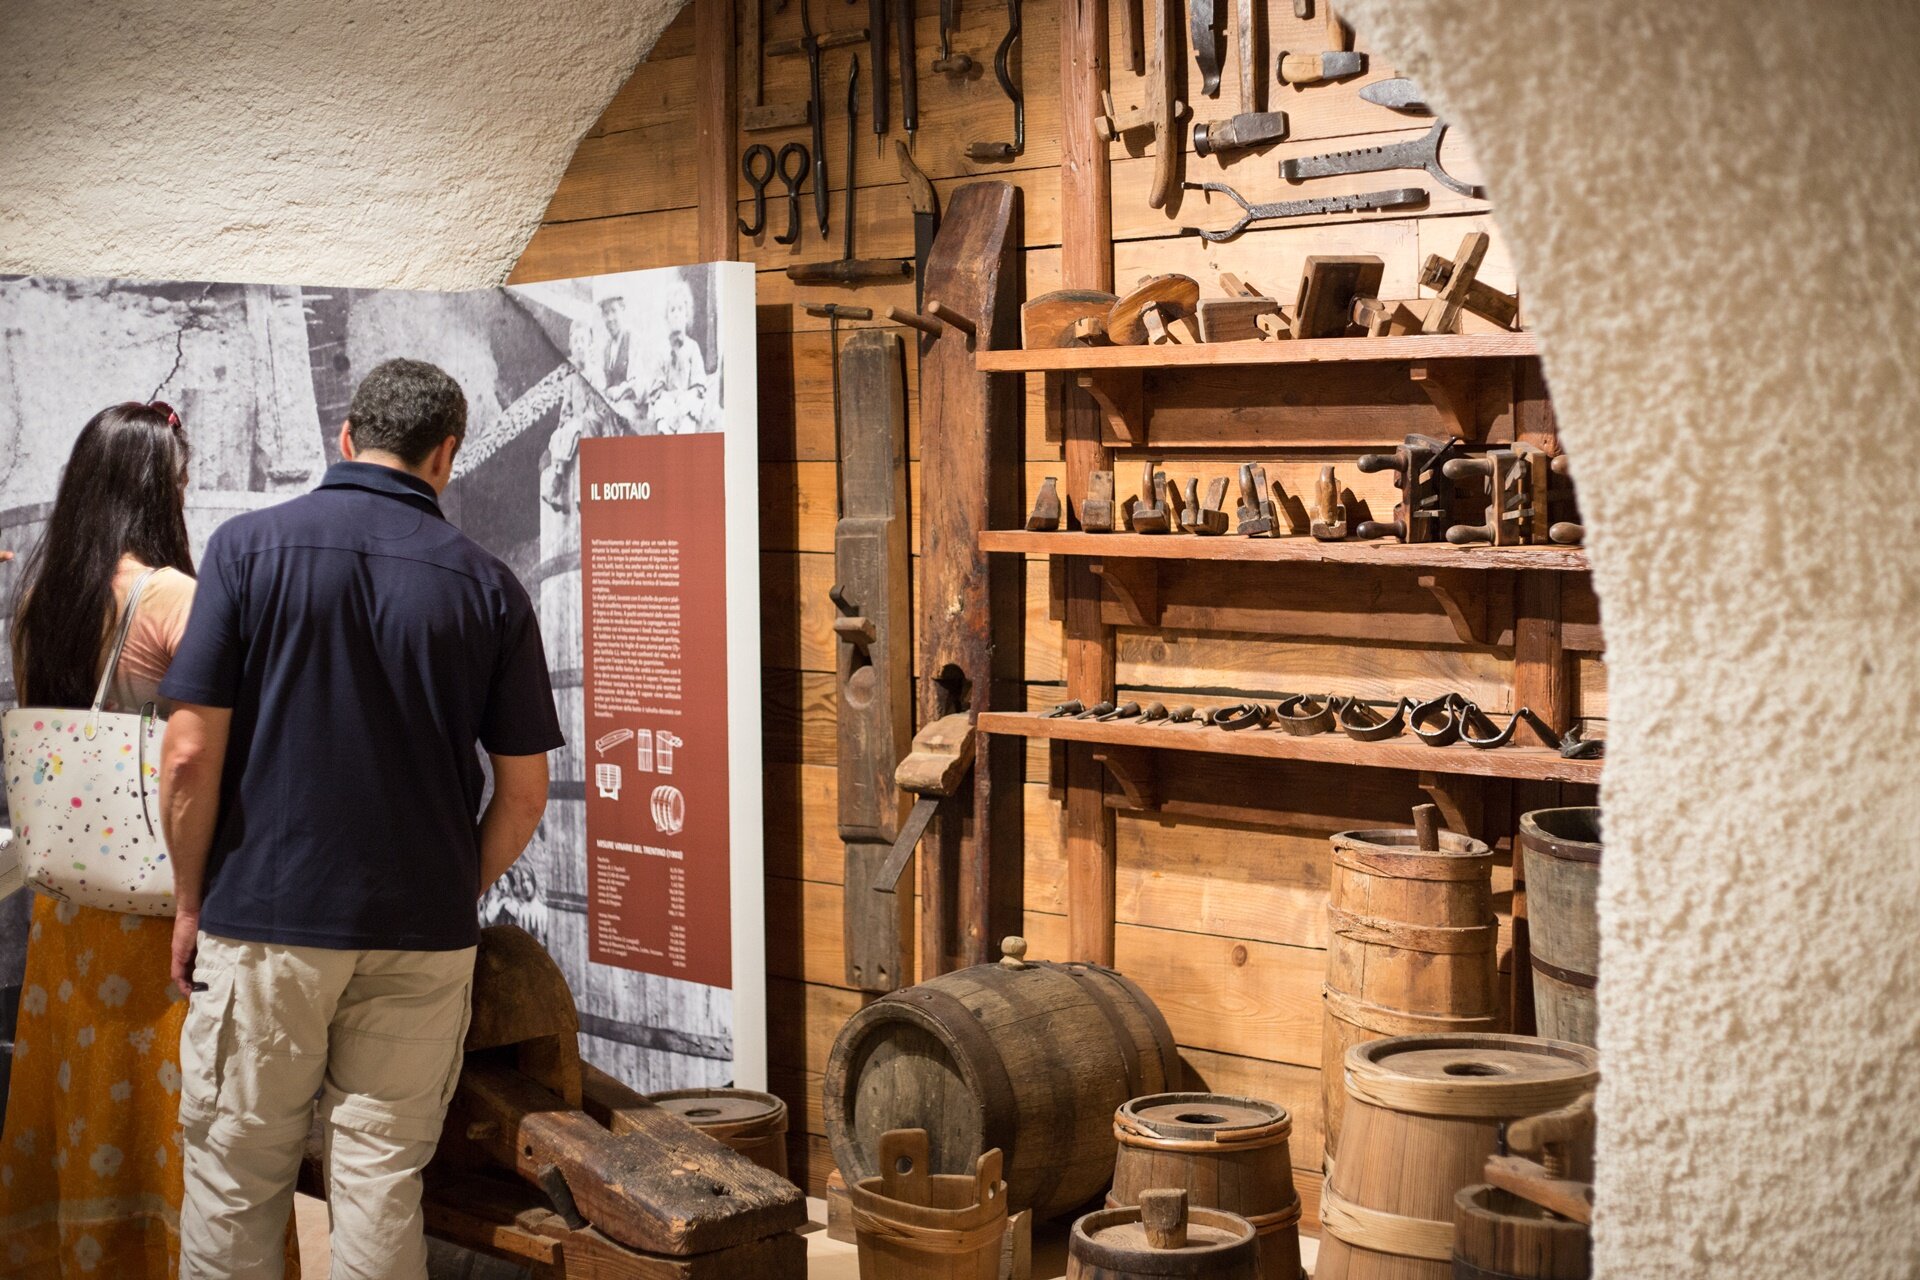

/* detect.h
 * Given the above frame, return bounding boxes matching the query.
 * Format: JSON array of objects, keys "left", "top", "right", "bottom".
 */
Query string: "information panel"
[{"left": 578, "top": 433, "right": 732, "bottom": 988}]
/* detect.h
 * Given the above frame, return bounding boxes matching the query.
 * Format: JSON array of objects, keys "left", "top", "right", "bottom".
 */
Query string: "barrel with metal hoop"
[
  {"left": 1322, "top": 819, "right": 1500, "bottom": 1162},
  {"left": 1314, "top": 1034, "right": 1599, "bottom": 1280},
  {"left": 1518, "top": 808, "right": 1602, "bottom": 1048},
  {"left": 1108, "top": 1094, "right": 1302, "bottom": 1280},
  {"left": 825, "top": 936, "right": 1181, "bottom": 1220},
  {"left": 645, "top": 1087, "right": 789, "bottom": 1178}
]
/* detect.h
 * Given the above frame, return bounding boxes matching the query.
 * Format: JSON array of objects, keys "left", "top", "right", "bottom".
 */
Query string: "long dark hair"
[{"left": 12, "top": 402, "right": 194, "bottom": 706}]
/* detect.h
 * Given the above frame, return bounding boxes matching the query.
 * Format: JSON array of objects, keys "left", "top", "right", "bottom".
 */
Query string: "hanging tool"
[
  {"left": 787, "top": 60, "right": 915, "bottom": 286},
  {"left": 871, "top": 714, "right": 975, "bottom": 900},
  {"left": 933, "top": 0, "right": 974, "bottom": 74},
  {"left": 1360, "top": 78, "right": 1432, "bottom": 114},
  {"left": 738, "top": 145, "right": 776, "bottom": 238},
  {"left": 965, "top": 0, "right": 1024, "bottom": 161},
  {"left": 773, "top": 143, "right": 811, "bottom": 245},
  {"left": 893, "top": 0, "right": 918, "bottom": 138},
  {"left": 1277, "top": 50, "right": 1366, "bottom": 85},
  {"left": 1192, "top": 0, "right": 1287, "bottom": 158},
  {"left": 799, "top": 0, "right": 833, "bottom": 234},
  {"left": 1182, "top": 182, "right": 1426, "bottom": 242},
  {"left": 867, "top": 0, "right": 889, "bottom": 134},
  {"left": 1191, "top": 0, "right": 1223, "bottom": 98},
  {"left": 896, "top": 143, "right": 940, "bottom": 311},
  {"left": 1097, "top": 0, "right": 1183, "bottom": 206},
  {"left": 1324, "top": 4, "right": 1353, "bottom": 51},
  {"left": 743, "top": 0, "right": 815, "bottom": 131},
  {"left": 804, "top": 301, "right": 874, "bottom": 511},
  {"left": 1282, "top": 119, "right": 1487, "bottom": 198}
]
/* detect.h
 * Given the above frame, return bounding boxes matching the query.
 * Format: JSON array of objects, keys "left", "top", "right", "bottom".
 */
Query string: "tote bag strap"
[{"left": 85, "top": 567, "right": 161, "bottom": 736}]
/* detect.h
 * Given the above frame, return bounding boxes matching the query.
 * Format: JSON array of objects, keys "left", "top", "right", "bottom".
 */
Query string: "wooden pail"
[
  {"left": 646, "top": 1088, "right": 789, "bottom": 1178},
  {"left": 1451, "top": 1184, "right": 1590, "bottom": 1280},
  {"left": 851, "top": 1129, "right": 1007, "bottom": 1280},
  {"left": 1109, "top": 1094, "right": 1301, "bottom": 1280},
  {"left": 1070, "top": 1191, "right": 1260, "bottom": 1280},
  {"left": 825, "top": 938, "right": 1180, "bottom": 1220},
  {"left": 1323, "top": 827, "right": 1499, "bottom": 1160},
  {"left": 1315, "top": 1035, "right": 1598, "bottom": 1280},
  {"left": 1517, "top": 809, "right": 1602, "bottom": 1048}
]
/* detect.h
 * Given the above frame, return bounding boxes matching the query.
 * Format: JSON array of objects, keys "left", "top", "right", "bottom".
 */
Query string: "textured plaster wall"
[
  {"left": 1337, "top": 1, "right": 1920, "bottom": 1274},
  {"left": 0, "top": 0, "right": 687, "bottom": 290}
]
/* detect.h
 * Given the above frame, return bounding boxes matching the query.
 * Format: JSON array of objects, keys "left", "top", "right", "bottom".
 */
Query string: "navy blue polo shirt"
[{"left": 160, "top": 461, "right": 564, "bottom": 951}]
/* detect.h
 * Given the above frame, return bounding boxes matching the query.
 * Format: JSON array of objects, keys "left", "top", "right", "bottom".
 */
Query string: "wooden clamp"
[
  {"left": 1485, "top": 1091, "right": 1597, "bottom": 1224},
  {"left": 1420, "top": 250, "right": 1520, "bottom": 330},
  {"left": 1355, "top": 432, "right": 1462, "bottom": 543},
  {"left": 1107, "top": 274, "right": 1201, "bottom": 346},
  {"left": 1095, "top": 0, "right": 1186, "bottom": 208},
  {"left": 1424, "top": 230, "right": 1492, "bottom": 334},
  {"left": 833, "top": 330, "right": 915, "bottom": 993}
]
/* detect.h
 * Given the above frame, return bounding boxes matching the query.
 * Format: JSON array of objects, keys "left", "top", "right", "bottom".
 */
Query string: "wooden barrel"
[
  {"left": 647, "top": 1087, "right": 790, "bottom": 1178},
  {"left": 1518, "top": 809, "right": 1602, "bottom": 1049},
  {"left": 1070, "top": 1191, "right": 1260, "bottom": 1280},
  {"left": 851, "top": 1130, "right": 1007, "bottom": 1280},
  {"left": 1323, "top": 826, "right": 1499, "bottom": 1161},
  {"left": 825, "top": 937, "right": 1181, "bottom": 1221},
  {"left": 1451, "top": 1185, "right": 1590, "bottom": 1280},
  {"left": 1109, "top": 1094, "right": 1302, "bottom": 1280},
  {"left": 1315, "top": 1035, "right": 1599, "bottom": 1280}
]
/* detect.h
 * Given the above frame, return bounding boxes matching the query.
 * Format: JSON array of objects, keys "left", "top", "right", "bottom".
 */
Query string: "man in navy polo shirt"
[{"left": 158, "top": 358, "right": 563, "bottom": 1279}]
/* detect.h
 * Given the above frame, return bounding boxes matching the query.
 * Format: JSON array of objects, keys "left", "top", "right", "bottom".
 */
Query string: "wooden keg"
[
  {"left": 646, "top": 1087, "right": 789, "bottom": 1178},
  {"left": 1315, "top": 1034, "right": 1599, "bottom": 1280},
  {"left": 1518, "top": 809, "right": 1602, "bottom": 1049},
  {"left": 1070, "top": 1190, "right": 1260, "bottom": 1280},
  {"left": 1323, "top": 815, "right": 1499, "bottom": 1160},
  {"left": 851, "top": 1129, "right": 1007, "bottom": 1280},
  {"left": 825, "top": 937, "right": 1181, "bottom": 1220},
  {"left": 1109, "top": 1094, "right": 1302, "bottom": 1280},
  {"left": 1452, "top": 1185, "right": 1590, "bottom": 1280}
]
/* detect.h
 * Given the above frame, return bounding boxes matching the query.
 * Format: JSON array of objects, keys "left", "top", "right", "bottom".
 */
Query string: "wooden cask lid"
[
  {"left": 1071, "top": 1202, "right": 1258, "bottom": 1276},
  {"left": 1520, "top": 807, "right": 1603, "bottom": 864},
  {"left": 1331, "top": 828, "right": 1494, "bottom": 880},
  {"left": 647, "top": 1088, "right": 788, "bottom": 1140},
  {"left": 1115, "top": 1093, "right": 1291, "bottom": 1148},
  {"left": 1345, "top": 1034, "right": 1599, "bottom": 1118}
]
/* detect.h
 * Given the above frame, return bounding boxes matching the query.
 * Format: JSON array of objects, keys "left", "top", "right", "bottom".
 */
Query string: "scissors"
[
  {"left": 774, "top": 142, "right": 811, "bottom": 247},
  {"left": 738, "top": 145, "right": 776, "bottom": 238}
]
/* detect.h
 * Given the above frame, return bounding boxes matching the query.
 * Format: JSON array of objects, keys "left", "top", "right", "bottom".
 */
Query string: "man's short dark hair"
[{"left": 347, "top": 358, "right": 468, "bottom": 466}]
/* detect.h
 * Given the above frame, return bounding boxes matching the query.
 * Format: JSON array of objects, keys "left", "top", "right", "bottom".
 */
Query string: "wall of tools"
[{"left": 511, "top": 0, "right": 1609, "bottom": 1231}]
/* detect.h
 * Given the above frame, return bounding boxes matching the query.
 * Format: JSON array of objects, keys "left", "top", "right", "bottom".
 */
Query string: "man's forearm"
[
  {"left": 477, "top": 791, "right": 547, "bottom": 896},
  {"left": 160, "top": 707, "right": 231, "bottom": 914}
]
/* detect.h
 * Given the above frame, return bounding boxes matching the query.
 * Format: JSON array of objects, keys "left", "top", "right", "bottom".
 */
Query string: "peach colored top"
[{"left": 104, "top": 555, "right": 195, "bottom": 713}]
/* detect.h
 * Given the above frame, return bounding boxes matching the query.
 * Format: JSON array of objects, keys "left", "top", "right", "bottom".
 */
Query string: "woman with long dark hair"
[{"left": 0, "top": 402, "right": 293, "bottom": 1276}]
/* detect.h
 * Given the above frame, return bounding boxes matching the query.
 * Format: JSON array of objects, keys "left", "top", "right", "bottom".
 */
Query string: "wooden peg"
[
  {"left": 925, "top": 299, "right": 978, "bottom": 344},
  {"left": 885, "top": 305, "right": 943, "bottom": 338},
  {"left": 1413, "top": 802, "right": 1441, "bottom": 852},
  {"left": 999, "top": 936, "right": 1029, "bottom": 969},
  {"left": 1140, "top": 1189, "right": 1189, "bottom": 1250}
]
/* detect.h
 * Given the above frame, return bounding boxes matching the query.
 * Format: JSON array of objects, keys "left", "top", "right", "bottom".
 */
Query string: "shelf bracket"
[
  {"left": 1088, "top": 557, "right": 1161, "bottom": 627},
  {"left": 1410, "top": 359, "right": 1486, "bottom": 440},
  {"left": 1093, "top": 744, "right": 1161, "bottom": 811},
  {"left": 1077, "top": 369, "right": 1146, "bottom": 445},
  {"left": 1418, "top": 570, "right": 1490, "bottom": 646},
  {"left": 1417, "top": 771, "right": 1485, "bottom": 841}
]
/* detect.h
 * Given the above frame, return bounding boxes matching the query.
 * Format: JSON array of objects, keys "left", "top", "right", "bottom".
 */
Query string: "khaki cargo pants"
[{"left": 178, "top": 932, "right": 476, "bottom": 1280}]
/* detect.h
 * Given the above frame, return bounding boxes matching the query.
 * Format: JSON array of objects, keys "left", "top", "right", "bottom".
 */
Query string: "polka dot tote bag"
[{"left": 2, "top": 568, "right": 176, "bottom": 915}]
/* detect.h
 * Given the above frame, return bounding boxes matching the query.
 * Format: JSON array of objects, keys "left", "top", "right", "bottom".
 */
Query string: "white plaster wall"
[
  {"left": 0, "top": 0, "right": 687, "bottom": 290},
  {"left": 1337, "top": 1, "right": 1920, "bottom": 1274}
]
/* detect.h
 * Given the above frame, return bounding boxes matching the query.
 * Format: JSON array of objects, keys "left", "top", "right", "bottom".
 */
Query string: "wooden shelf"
[
  {"left": 980, "top": 711, "right": 1603, "bottom": 786},
  {"left": 981, "top": 529, "right": 1588, "bottom": 572},
  {"left": 975, "top": 333, "right": 1540, "bottom": 373}
]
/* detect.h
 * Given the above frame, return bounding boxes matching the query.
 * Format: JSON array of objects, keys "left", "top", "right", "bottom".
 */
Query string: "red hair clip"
[{"left": 147, "top": 400, "right": 182, "bottom": 430}]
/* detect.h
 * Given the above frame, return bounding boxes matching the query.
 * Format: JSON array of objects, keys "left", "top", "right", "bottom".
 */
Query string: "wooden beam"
[{"left": 696, "top": 0, "right": 740, "bottom": 262}]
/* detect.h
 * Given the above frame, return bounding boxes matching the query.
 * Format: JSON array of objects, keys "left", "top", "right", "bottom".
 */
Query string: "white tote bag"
[{"left": 2, "top": 568, "right": 176, "bottom": 915}]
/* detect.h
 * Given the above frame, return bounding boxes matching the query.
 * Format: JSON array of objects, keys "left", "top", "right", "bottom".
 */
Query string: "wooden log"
[
  {"left": 1314, "top": 1035, "right": 1598, "bottom": 1280},
  {"left": 1322, "top": 824, "right": 1499, "bottom": 1161},
  {"left": 822, "top": 939, "right": 1180, "bottom": 1220},
  {"left": 1451, "top": 1184, "right": 1591, "bottom": 1280},
  {"left": 915, "top": 181, "right": 1026, "bottom": 973},
  {"left": 1067, "top": 1195, "right": 1260, "bottom": 1280},
  {"left": 1108, "top": 1093, "right": 1301, "bottom": 1280},
  {"left": 1517, "top": 807, "right": 1602, "bottom": 1048},
  {"left": 835, "top": 330, "right": 917, "bottom": 993}
]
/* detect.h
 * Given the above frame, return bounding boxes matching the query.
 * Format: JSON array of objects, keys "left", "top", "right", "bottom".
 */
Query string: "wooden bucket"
[
  {"left": 851, "top": 1129, "right": 1007, "bottom": 1280},
  {"left": 1315, "top": 1034, "right": 1599, "bottom": 1280},
  {"left": 1451, "top": 1185, "right": 1590, "bottom": 1280},
  {"left": 1070, "top": 1190, "right": 1260, "bottom": 1280},
  {"left": 1323, "top": 825, "right": 1499, "bottom": 1160},
  {"left": 647, "top": 1087, "right": 789, "bottom": 1178},
  {"left": 825, "top": 937, "right": 1181, "bottom": 1220},
  {"left": 1518, "top": 809, "right": 1602, "bottom": 1049},
  {"left": 1109, "top": 1094, "right": 1302, "bottom": 1280}
]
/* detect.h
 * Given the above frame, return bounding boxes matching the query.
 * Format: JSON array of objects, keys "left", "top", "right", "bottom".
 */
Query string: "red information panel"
[{"left": 578, "top": 434, "right": 731, "bottom": 988}]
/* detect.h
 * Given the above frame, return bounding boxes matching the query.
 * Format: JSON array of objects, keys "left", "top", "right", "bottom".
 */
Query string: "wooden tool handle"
[
  {"left": 885, "top": 305, "right": 942, "bottom": 337},
  {"left": 1140, "top": 1189, "right": 1189, "bottom": 1250},
  {"left": 877, "top": 1128, "right": 932, "bottom": 1204},
  {"left": 1278, "top": 52, "right": 1325, "bottom": 83},
  {"left": 767, "top": 26, "right": 868, "bottom": 55},
  {"left": 1413, "top": 803, "right": 1441, "bottom": 852},
  {"left": 786, "top": 259, "right": 914, "bottom": 285}
]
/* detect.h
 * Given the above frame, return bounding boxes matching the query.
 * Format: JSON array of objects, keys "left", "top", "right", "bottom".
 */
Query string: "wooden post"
[
  {"left": 696, "top": 0, "right": 740, "bottom": 263},
  {"left": 1059, "top": 0, "right": 1119, "bottom": 965}
]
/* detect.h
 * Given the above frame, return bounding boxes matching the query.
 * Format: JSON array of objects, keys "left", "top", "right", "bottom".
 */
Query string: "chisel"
[{"left": 786, "top": 58, "right": 915, "bottom": 286}]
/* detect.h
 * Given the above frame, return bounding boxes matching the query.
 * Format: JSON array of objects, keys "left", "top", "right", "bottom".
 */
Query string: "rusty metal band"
[
  {"left": 1331, "top": 839, "right": 1495, "bottom": 882},
  {"left": 1529, "top": 954, "right": 1599, "bottom": 989},
  {"left": 1098, "top": 965, "right": 1184, "bottom": 1091},
  {"left": 1113, "top": 1113, "right": 1293, "bottom": 1152},
  {"left": 848, "top": 1202, "right": 1008, "bottom": 1255},
  {"left": 1327, "top": 906, "right": 1498, "bottom": 956},
  {"left": 1318, "top": 1186, "right": 1454, "bottom": 1262},
  {"left": 1322, "top": 986, "right": 1500, "bottom": 1038},
  {"left": 896, "top": 986, "right": 1022, "bottom": 1165}
]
